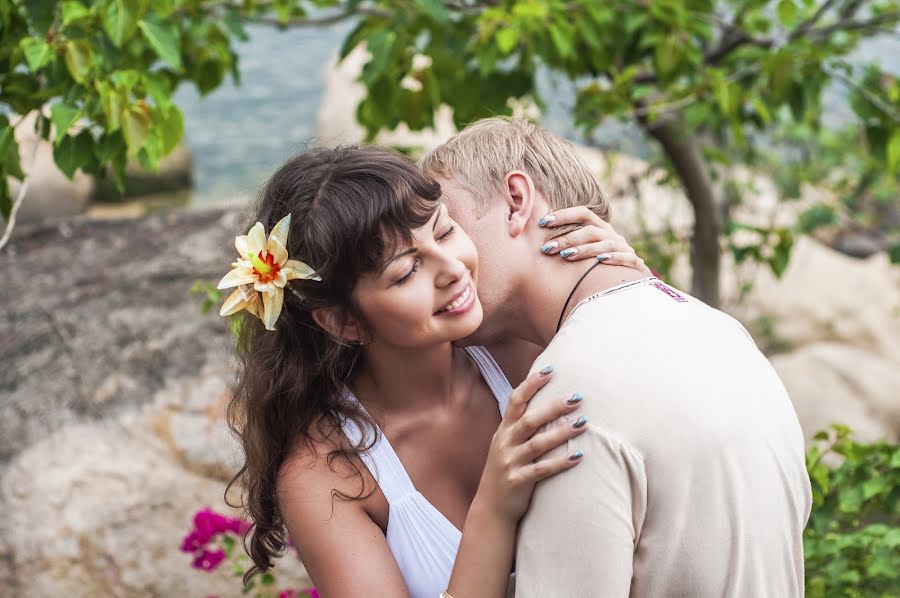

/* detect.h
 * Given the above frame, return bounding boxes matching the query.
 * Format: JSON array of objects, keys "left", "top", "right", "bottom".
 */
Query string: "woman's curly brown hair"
[{"left": 225, "top": 145, "right": 442, "bottom": 582}]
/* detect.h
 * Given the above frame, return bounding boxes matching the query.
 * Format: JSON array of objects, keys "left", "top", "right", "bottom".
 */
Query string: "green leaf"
[
  {"left": 414, "top": 0, "right": 449, "bottom": 22},
  {"left": 138, "top": 16, "right": 182, "bottom": 70},
  {"left": 887, "top": 130, "right": 900, "bottom": 174},
  {"left": 61, "top": 1, "right": 91, "bottom": 26},
  {"left": 144, "top": 71, "right": 173, "bottom": 108},
  {"left": 155, "top": 104, "right": 183, "bottom": 154},
  {"left": 776, "top": 0, "right": 796, "bottom": 25},
  {"left": 361, "top": 30, "right": 397, "bottom": 86},
  {"left": 0, "top": 125, "right": 25, "bottom": 180},
  {"left": 64, "top": 40, "right": 93, "bottom": 83},
  {"left": 54, "top": 130, "right": 94, "bottom": 179},
  {"left": 0, "top": 179, "right": 11, "bottom": 221},
  {"left": 102, "top": 0, "right": 145, "bottom": 47},
  {"left": 496, "top": 27, "right": 519, "bottom": 54},
  {"left": 50, "top": 103, "right": 81, "bottom": 143},
  {"left": 20, "top": 37, "right": 54, "bottom": 71},
  {"left": 99, "top": 84, "right": 128, "bottom": 131},
  {"left": 122, "top": 105, "right": 151, "bottom": 155},
  {"left": 260, "top": 571, "right": 276, "bottom": 586},
  {"left": 548, "top": 24, "right": 573, "bottom": 59},
  {"left": 111, "top": 69, "right": 141, "bottom": 90}
]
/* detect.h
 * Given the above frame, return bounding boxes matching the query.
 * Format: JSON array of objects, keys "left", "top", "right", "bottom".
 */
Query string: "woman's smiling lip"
[{"left": 434, "top": 283, "right": 476, "bottom": 317}]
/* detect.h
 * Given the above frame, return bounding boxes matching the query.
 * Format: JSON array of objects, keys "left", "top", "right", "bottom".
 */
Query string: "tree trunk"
[{"left": 644, "top": 116, "right": 721, "bottom": 307}]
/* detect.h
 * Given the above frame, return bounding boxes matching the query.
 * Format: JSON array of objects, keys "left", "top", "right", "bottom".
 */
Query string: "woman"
[{"left": 223, "top": 145, "right": 648, "bottom": 598}]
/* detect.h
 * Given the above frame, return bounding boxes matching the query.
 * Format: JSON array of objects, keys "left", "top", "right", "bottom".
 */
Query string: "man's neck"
[{"left": 512, "top": 260, "right": 645, "bottom": 348}]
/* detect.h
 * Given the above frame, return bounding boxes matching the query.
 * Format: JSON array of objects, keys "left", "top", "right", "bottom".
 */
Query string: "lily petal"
[
  {"left": 267, "top": 237, "right": 288, "bottom": 266},
  {"left": 273, "top": 269, "right": 288, "bottom": 288},
  {"left": 284, "top": 259, "right": 321, "bottom": 281},
  {"left": 247, "top": 222, "right": 267, "bottom": 257},
  {"left": 218, "top": 266, "right": 258, "bottom": 290},
  {"left": 269, "top": 214, "right": 291, "bottom": 249},
  {"left": 262, "top": 287, "right": 284, "bottom": 330},
  {"left": 220, "top": 288, "right": 249, "bottom": 316},
  {"left": 254, "top": 280, "right": 275, "bottom": 294},
  {"left": 235, "top": 235, "right": 250, "bottom": 260}
]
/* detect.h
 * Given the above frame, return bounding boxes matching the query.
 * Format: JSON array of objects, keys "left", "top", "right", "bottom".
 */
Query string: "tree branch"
[
  {"left": 823, "top": 65, "right": 900, "bottom": 122},
  {"left": 241, "top": 6, "right": 388, "bottom": 27},
  {"left": 807, "top": 11, "right": 900, "bottom": 41},
  {"left": 791, "top": 0, "right": 839, "bottom": 38},
  {"left": 0, "top": 117, "right": 41, "bottom": 252}
]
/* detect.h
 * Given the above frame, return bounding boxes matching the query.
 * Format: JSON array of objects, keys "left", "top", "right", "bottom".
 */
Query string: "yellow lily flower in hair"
[{"left": 217, "top": 214, "right": 320, "bottom": 330}]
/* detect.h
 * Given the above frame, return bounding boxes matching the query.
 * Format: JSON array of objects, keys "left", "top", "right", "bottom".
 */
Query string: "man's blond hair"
[{"left": 420, "top": 116, "right": 610, "bottom": 223}]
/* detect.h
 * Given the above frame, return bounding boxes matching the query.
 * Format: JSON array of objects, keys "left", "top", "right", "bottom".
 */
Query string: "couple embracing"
[{"left": 221, "top": 117, "right": 812, "bottom": 598}]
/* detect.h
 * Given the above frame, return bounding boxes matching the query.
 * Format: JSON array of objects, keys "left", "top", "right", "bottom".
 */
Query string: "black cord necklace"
[{"left": 555, "top": 258, "right": 605, "bottom": 333}]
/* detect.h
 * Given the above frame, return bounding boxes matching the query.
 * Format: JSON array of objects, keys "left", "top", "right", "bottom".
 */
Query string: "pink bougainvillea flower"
[
  {"left": 299, "top": 588, "right": 320, "bottom": 598},
  {"left": 218, "top": 214, "right": 320, "bottom": 330},
  {"left": 278, "top": 591, "right": 298, "bottom": 598},
  {"left": 192, "top": 548, "right": 226, "bottom": 572},
  {"left": 180, "top": 531, "right": 204, "bottom": 553}
]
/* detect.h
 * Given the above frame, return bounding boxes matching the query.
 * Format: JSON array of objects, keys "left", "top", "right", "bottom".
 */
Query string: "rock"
[
  {"left": 94, "top": 143, "right": 194, "bottom": 201},
  {"left": 0, "top": 207, "right": 242, "bottom": 464},
  {"left": 830, "top": 231, "right": 885, "bottom": 258},
  {"left": 770, "top": 343, "right": 900, "bottom": 443},
  {"left": 736, "top": 236, "right": 900, "bottom": 364},
  {"left": 123, "top": 365, "right": 243, "bottom": 482},
  {"left": 8, "top": 112, "right": 95, "bottom": 224},
  {"left": 0, "top": 422, "right": 311, "bottom": 597}
]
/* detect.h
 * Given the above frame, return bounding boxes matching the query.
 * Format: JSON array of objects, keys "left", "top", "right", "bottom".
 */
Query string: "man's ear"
[
  {"left": 312, "top": 307, "right": 365, "bottom": 344},
  {"left": 504, "top": 171, "right": 536, "bottom": 238}
]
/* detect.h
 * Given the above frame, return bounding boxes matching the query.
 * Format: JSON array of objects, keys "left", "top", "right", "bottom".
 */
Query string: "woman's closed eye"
[
  {"left": 394, "top": 226, "right": 455, "bottom": 286},
  {"left": 438, "top": 225, "right": 455, "bottom": 241},
  {"left": 395, "top": 259, "right": 420, "bottom": 286}
]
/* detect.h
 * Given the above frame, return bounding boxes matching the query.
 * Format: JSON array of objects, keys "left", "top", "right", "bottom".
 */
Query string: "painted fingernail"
[
  {"left": 538, "top": 214, "right": 556, "bottom": 227},
  {"left": 541, "top": 241, "right": 559, "bottom": 254},
  {"left": 572, "top": 415, "right": 588, "bottom": 429},
  {"left": 566, "top": 393, "right": 583, "bottom": 405},
  {"left": 560, "top": 248, "right": 577, "bottom": 258},
  {"left": 539, "top": 365, "right": 554, "bottom": 376},
  {"left": 569, "top": 450, "right": 584, "bottom": 461},
  {"left": 597, "top": 254, "right": 611, "bottom": 262}
]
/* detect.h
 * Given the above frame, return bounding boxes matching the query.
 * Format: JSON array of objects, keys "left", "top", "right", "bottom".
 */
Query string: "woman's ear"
[
  {"left": 312, "top": 307, "right": 365, "bottom": 344},
  {"left": 504, "top": 171, "right": 536, "bottom": 238}
]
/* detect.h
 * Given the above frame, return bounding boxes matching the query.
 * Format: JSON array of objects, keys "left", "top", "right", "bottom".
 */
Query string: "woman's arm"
[{"left": 445, "top": 369, "right": 588, "bottom": 598}]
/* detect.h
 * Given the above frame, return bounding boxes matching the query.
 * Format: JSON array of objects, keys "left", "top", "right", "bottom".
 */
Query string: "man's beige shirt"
[{"left": 515, "top": 278, "right": 811, "bottom": 597}]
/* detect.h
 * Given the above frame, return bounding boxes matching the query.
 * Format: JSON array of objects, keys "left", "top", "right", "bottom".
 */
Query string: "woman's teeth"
[{"left": 438, "top": 286, "right": 471, "bottom": 313}]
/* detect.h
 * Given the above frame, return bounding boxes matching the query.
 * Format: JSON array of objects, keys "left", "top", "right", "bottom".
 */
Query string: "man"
[{"left": 421, "top": 117, "right": 812, "bottom": 597}]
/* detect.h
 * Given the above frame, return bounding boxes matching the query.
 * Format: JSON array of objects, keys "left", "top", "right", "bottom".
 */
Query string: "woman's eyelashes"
[
  {"left": 393, "top": 226, "right": 456, "bottom": 286},
  {"left": 395, "top": 260, "right": 420, "bottom": 286},
  {"left": 438, "top": 225, "right": 455, "bottom": 241}
]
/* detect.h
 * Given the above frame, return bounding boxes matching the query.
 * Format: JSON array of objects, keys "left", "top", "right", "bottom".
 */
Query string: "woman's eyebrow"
[{"left": 378, "top": 204, "right": 444, "bottom": 276}]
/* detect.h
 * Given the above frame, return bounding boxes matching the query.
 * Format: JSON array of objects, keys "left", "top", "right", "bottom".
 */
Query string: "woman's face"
[{"left": 352, "top": 203, "right": 483, "bottom": 349}]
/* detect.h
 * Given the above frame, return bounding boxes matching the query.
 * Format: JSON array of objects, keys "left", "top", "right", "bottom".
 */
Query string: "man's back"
[{"left": 515, "top": 278, "right": 812, "bottom": 597}]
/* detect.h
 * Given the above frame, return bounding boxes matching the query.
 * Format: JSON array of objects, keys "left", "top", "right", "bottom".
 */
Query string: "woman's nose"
[{"left": 433, "top": 248, "right": 466, "bottom": 289}]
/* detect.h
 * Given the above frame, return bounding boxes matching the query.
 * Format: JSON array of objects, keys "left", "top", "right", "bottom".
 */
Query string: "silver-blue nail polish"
[
  {"left": 597, "top": 254, "right": 611, "bottom": 262},
  {"left": 541, "top": 241, "right": 559, "bottom": 254},
  {"left": 538, "top": 214, "right": 556, "bottom": 227},
  {"left": 569, "top": 450, "right": 584, "bottom": 461},
  {"left": 539, "top": 365, "right": 554, "bottom": 375},
  {"left": 560, "top": 248, "right": 577, "bottom": 258},
  {"left": 566, "top": 393, "right": 583, "bottom": 405},
  {"left": 572, "top": 415, "right": 588, "bottom": 429}
]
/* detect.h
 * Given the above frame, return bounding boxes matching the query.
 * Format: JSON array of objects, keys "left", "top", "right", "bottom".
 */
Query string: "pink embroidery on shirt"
[{"left": 651, "top": 281, "right": 688, "bottom": 302}]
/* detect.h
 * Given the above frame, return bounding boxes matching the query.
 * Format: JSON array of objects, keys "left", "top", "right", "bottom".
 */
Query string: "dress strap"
[
  {"left": 463, "top": 346, "right": 513, "bottom": 416},
  {"left": 340, "top": 393, "right": 417, "bottom": 505}
]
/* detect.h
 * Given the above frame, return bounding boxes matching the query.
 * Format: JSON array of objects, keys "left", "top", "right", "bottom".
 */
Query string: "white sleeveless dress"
[{"left": 341, "top": 345, "right": 515, "bottom": 598}]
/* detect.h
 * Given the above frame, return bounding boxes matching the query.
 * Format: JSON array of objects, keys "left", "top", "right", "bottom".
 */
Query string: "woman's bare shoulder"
[{"left": 277, "top": 416, "right": 378, "bottom": 505}]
